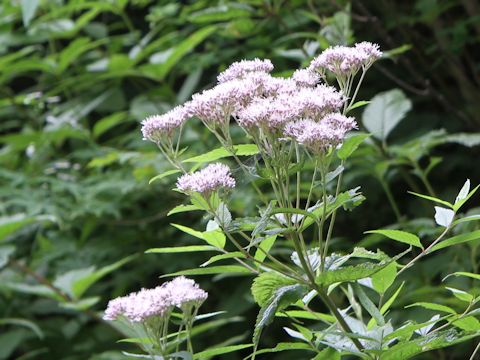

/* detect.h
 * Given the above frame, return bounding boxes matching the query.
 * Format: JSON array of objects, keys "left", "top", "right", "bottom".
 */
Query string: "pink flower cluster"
[
  {"left": 309, "top": 42, "right": 382, "bottom": 76},
  {"left": 285, "top": 114, "right": 357, "bottom": 153},
  {"left": 176, "top": 163, "right": 235, "bottom": 195},
  {"left": 217, "top": 58, "right": 274, "bottom": 83},
  {"left": 141, "top": 106, "right": 189, "bottom": 143},
  {"left": 103, "top": 276, "right": 207, "bottom": 322}
]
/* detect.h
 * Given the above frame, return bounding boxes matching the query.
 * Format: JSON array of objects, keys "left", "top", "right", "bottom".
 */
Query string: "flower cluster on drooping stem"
[{"left": 104, "top": 276, "right": 207, "bottom": 358}]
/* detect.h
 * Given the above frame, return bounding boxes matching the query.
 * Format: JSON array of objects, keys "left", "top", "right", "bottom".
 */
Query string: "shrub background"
[{"left": 1, "top": 1, "right": 479, "bottom": 359}]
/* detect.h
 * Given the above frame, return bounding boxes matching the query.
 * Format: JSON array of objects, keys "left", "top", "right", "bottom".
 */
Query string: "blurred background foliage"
[{"left": 0, "top": 0, "right": 479, "bottom": 359}]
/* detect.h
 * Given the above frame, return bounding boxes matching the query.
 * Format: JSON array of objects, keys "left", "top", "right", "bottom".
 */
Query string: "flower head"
[
  {"left": 217, "top": 58, "right": 274, "bottom": 83},
  {"left": 164, "top": 276, "right": 208, "bottom": 309},
  {"left": 308, "top": 42, "right": 382, "bottom": 77},
  {"left": 103, "top": 277, "right": 208, "bottom": 323},
  {"left": 187, "top": 79, "right": 258, "bottom": 128},
  {"left": 141, "top": 106, "right": 189, "bottom": 143},
  {"left": 284, "top": 114, "right": 356, "bottom": 153},
  {"left": 236, "top": 96, "right": 301, "bottom": 132},
  {"left": 293, "top": 85, "right": 345, "bottom": 119},
  {"left": 292, "top": 69, "right": 321, "bottom": 87},
  {"left": 176, "top": 163, "right": 235, "bottom": 195}
]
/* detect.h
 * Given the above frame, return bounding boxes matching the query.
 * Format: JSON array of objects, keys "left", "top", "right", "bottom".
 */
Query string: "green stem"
[{"left": 379, "top": 178, "right": 403, "bottom": 223}]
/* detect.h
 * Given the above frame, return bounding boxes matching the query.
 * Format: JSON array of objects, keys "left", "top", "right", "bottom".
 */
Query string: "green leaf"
[
  {"left": 200, "top": 252, "right": 244, "bottom": 267},
  {"left": 408, "top": 191, "right": 453, "bottom": 208},
  {"left": 193, "top": 344, "right": 252, "bottom": 359},
  {"left": 145, "top": 245, "right": 218, "bottom": 254},
  {"left": 405, "top": 302, "right": 456, "bottom": 314},
  {"left": 451, "top": 316, "right": 480, "bottom": 332},
  {"left": 337, "top": 132, "right": 371, "bottom": 160},
  {"left": 362, "top": 89, "right": 412, "bottom": 140},
  {"left": 445, "top": 287, "right": 474, "bottom": 303},
  {"left": 354, "top": 284, "right": 385, "bottom": 326},
  {"left": 347, "top": 100, "right": 370, "bottom": 111},
  {"left": 254, "top": 235, "right": 276, "bottom": 263},
  {"left": 316, "top": 260, "right": 395, "bottom": 287},
  {"left": 253, "top": 284, "right": 309, "bottom": 347},
  {"left": 149, "top": 170, "right": 181, "bottom": 184},
  {"left": 161, "top": 265, "right": 251, "bottom": 277},
  {"left": 0, "top": 245, "right": 15, "bottom": 268},
  {"left": 183, "top": 144, "right": 259, "bottom": 163},
  {"left": 0, "top": 318, "right": 43, "bottom": 339},
  {"left": 371, "top": 262, "right": 397, "bottom": 294},
  {"left": 252, "top": 342, "right": 312, "bottom": 356},
  {"left": 365, "top": 229, "right": 423, "bottom": 249},
  {"left": 21, "top": 0, "right": 39, "bottom": 27},
  {"left": 429, "top": 230, "right": 480, "bottom": 253},
  {"left": 0, "top": 214, "right": 55, "bottom": 242},
  {"left": 93, "top": 112, "right": 129, "bottom": 138},
  {"left": 153, "top": 26, "right": 217, "bottom": 80},
  {"left": 76, "top": 256, "right": 135, "bottom": 298},
  {"left": 452, "top": 214, "right": 480, "bottom": 226},
  {"left": 167, "top": 204, "right": 202, "bottom": 216},
  {"left": 444, "top": 271, "right": 480, "bottom": 281},
  {"left": 251, "top": 272, "right": 297, "bottom": 307},
  {"left": 171, "top": 224, "right": 225, "bottom": 248}
]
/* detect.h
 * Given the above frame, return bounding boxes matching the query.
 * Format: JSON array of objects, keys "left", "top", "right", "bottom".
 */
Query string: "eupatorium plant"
[{"left": 108, "top": 42, "right": 480, "bottom": 359}]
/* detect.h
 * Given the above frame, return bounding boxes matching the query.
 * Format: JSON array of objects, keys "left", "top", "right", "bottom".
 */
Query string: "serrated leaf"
[
  {"left": 316, "top": 260, "right": 395, "bottom": 287},
  {"left": 146, "top": 245, "right": 217, "bottom": 254},
  {"left": 366, "top": 229, "right": 423, "bottom": 249},
  {"left": 254, "top": 235, "right": 276, "bottom": 263},
  {"left": 251, "top": 272, "right": 297, "bottom": 307},
  {"left": 253, "top": 284, "right": 309, "bottom": 346},
  {"left": 193, "top": 344, "right": 252, "bottom": 359},
  {"left": 200, "top": 251, "right": 244, "bottom": 267},
  {"left": 161, "top": 265, "right": 251, "bottom": 277},
  {"left": 149, "top": 169, "right": 181, "bottom": 184},
  {"left": 371, "top": 262, "right": 397, "bottom": 294},
  {"left": 337, "top": 133, "right": 371, "bottom": 160},
  {"left": 183, "top": 144, "right": 258, "bottom": 163},
  {"left": 443, "top": 271, "right": 480, "bottom": 281},
  {"left": 171, "top": 223, "right": 225, "bottom": 248},
  {"left": 429, "top": 230, "right": 480, "bottom": 253},
  {"left": 167, "top": 204, "right": 202, "bottom": 216},
  {"left": 445, "top": 287, "right": 474, "bottom": 303},
  {"left": 408, "top": 191, "right": 453, "bottom": 208},
  {"left": 406, "top": 302, "right": 456, "bottom": 314}
]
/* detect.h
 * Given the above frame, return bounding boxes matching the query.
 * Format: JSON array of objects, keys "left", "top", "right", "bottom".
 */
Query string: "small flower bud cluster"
[
  {"left": 309, "top": 42, "right": 382, "bottom": 77},
  {"left": 103, "top": 276, "right": 207, "bottom": 323},
  {"left": 176, "top": 163, "right": 236, "bottom": 195}
]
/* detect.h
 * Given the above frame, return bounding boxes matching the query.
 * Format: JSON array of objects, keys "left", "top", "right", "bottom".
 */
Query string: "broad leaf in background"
[{"left": 362, "top": 89, "right": 412, "bottom": 141}]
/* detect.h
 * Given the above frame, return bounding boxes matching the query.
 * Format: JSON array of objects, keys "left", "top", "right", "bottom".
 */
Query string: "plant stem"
[
  {"left": 397, "top": 225, "right": 451, "bottom": 276},
  {"left": 315, "top": 286, "right": 368, "bottom": 355},
  {"left": 379, "top": 178, "right": 403, "bottom": 223}
]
